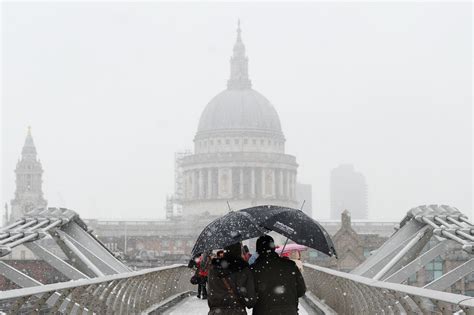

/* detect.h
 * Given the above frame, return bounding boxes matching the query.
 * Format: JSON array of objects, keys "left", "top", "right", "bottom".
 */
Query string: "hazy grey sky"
[{"left": 2, "top": 2, "right": 472, "bottom": 221}]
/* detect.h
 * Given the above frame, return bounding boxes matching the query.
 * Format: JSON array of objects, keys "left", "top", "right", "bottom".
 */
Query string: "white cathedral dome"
[
  {"left": 197, "top": 89, "right": 283, "bottom": 135},
  {"left": 195, "top": 22, "right": 284, "bottom": 140}
]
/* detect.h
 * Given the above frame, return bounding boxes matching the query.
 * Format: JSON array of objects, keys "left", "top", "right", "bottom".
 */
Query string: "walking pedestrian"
[
  {"left": 196, "top": 253, "right": 211, "bottom": 299},
  {"left": 207, "top": 242, "right": 256, "bottom": 314},
  {"left": 251, "top": 235, "right": 306, "bottom": 315}
]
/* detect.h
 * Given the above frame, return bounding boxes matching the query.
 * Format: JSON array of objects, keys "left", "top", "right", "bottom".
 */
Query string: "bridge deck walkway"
[{"left": 163, "top": 296, "right": 312, "bottom": 315}]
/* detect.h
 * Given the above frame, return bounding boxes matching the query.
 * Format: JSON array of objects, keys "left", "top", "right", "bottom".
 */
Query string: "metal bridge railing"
[
  {"left": 304, "top": 263, "right": 474, "bottom": 315},
  {"left": 0, "top": 264, "right": 193, "bottom": 314}
]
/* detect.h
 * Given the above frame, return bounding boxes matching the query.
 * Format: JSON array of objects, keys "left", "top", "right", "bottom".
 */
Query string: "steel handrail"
[
  {"left": 0, "top": 264, "right": 194, "bottom": 314},
  {"left": 303, "top": 263, "right": 474, "bottom": 313},
  {"left": 0, "top": 264, "right": 186, "bottom": 300}
]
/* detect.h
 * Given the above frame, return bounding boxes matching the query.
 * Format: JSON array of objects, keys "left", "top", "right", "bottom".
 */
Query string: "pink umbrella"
[{"left": 275, "top": 244, "right": 308, "bottom": 254}]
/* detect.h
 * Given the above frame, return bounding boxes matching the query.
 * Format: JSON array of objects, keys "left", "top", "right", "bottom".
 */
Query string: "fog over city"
[{"left": 2, "top": 2, "right": 472, "bottom": 221}]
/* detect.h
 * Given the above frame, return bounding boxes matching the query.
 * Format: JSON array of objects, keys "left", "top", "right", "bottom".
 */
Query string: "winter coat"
[
  {"left": 207, "top": 255, "right": 256, "bottom": 315},
  {"left": 197, "top": 255, "right": 210, "bottom": 277},
  {"left": 251, "top": 251, "right": 306, "bottom": 315}
]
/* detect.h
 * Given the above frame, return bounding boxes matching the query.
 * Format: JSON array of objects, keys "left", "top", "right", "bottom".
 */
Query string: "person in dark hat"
[
  {"left": 207, "top": 242, "right": 256, "bottom": 314},
  {"left": 251, "top": 235, "right": 306, "bottom": 315}
]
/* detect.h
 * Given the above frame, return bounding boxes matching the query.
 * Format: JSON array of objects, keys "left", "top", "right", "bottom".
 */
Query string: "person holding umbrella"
[
  {"left": 207, "top": 242, "right": 256, "bottom": 314},
  {"left": 189, "top": 205, "right": 335, "bottom": 314},
  {"left": 251, "top": 235, "right": 306, "bottom": 315},
  {"left": 196, "top": 253, "right": 211, "bottom": 299},
  {"left": 276, "top": 244, "right": 308, "bottom": 273}
]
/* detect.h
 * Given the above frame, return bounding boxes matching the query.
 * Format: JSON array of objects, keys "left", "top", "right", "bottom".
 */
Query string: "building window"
[
  {"left": 426, "top": 257, "right": 443, "bottom": 282},
  {"left": 217, "top": 139, "right": 221, "bottom": 145}
]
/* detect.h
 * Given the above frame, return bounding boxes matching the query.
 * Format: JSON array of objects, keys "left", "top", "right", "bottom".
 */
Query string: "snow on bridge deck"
[{"left": 163, "top": 296, "right": 312, "bottom": 315}]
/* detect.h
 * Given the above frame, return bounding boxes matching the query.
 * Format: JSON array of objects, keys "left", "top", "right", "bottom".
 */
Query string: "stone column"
[
  {"left": 207, "top": 168, "right": 212, "bottom": 199},
  {"left": 286, "top": 170, "right": 290, "bottom": 199},
  {"left": 290, "top": 171, "right": 295, "bottom": 199},
  {"left": 239, "top": 168, "right": 244, "bottom": 197},
  {"left": 261, "top": 168, "right": 266, "bottom": 197},
  {"left": 218, "top": 168, "right": 232, "bottom": 198},
  {"left": 228, "top": 168, "right": 233, "bottom": 198},
  {"left": 279, "top": 169, "right": 284, "bottom": 198},
  {"left": 271, "top": 169, "right": 276, "bottom": 197},
  {"left": 191, "top": 170, "right": 197, "bottom": 198},
  {"left": 217, "top": 168, "right": 221, "bottom": 198},
  {"left": 251, "top": 168, "right": 256, "bottom": 197},
  {"left": 199, "top": 169, "right": 204, "bottom": 199}
]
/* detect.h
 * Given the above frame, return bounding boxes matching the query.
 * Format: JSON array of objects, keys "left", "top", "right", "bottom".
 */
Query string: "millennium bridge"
[{"left": 0, "top": 205, "right": 473, "bottom": 314}]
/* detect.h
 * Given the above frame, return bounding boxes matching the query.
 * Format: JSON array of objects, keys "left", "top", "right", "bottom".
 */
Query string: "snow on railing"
[
  {"left": 0, "top": 264, "right": 193, "bottom": 314},
  {"left": 304, "top": 263, "right": 474, "bottom": 314}
]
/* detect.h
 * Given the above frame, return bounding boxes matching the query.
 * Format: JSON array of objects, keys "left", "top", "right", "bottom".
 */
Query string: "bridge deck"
[{"left": 163, "top": 296, "right": 312, "bottom": 315}]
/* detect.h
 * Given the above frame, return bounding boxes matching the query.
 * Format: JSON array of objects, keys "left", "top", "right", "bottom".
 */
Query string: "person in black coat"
[
  {"left": 207, "top": 242, "right": 256, "bottom": 315},
  {"left": 251, "top": 235, "right": 306, "bottom": 315}
]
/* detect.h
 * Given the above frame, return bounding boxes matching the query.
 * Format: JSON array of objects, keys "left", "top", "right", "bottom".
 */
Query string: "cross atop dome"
[{"left": 227, "top": 20, "right": 252, "bottom": 90}]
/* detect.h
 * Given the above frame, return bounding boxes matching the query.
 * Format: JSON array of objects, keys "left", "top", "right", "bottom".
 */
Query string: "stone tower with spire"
[{"left": 10, "top": 127, "right": 47, "bottom": 221}]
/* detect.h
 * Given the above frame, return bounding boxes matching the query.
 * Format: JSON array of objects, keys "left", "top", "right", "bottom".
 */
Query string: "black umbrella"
[
  {"left": 240, "top": 205, "right": 337, "bottom": 257},
  {"left": 191, "top": 210, "right": 268, "bottom": 257}
]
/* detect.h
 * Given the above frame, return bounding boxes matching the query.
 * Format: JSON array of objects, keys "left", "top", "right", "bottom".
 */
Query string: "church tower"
[{"left": 10, "top": 127, "right": 47, "bottom": 221}]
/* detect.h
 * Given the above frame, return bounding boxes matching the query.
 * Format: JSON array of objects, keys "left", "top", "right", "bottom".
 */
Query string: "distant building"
[
  {"left": 307, "top": 210, "right": 388, "bottom": 272},
  {"left": 174, "top": 22, "right": 298, "bottom": 216},
  {"left": 83, "top": 215, "right": 221, "bottom": 268},
  {"left": 10, "top": 127, "right": 47, "bottom": 221},
  {"left": 296, "top": 183, "right": 312, "bottom": 218},
  {"left": 330, "top": 164, "right": 368, "bottom": 220}
]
